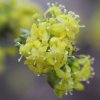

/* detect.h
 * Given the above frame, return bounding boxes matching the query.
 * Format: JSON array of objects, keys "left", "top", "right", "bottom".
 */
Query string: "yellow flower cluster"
[
  {"left": 0, "top": 0, "right": 41, "bottom": 38},
  {"left": 19, "top": 3, "right": 94, "bottom": 97}
]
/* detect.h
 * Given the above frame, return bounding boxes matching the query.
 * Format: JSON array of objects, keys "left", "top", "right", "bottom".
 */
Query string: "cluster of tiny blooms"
[
  {"left": 0, "top": 0, "right": 41, "bottom": 38},
  {"left": 19, "top": 3, "right": 94, "bottom": 97}
]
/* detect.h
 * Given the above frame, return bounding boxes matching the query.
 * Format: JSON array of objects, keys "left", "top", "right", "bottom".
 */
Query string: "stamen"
[
  {"left": 17, "top": 42, "right": 21, "bottom": 45},
  {"left": 74, "top": 15, "right": 79, "bottom": 18},
  {"left": 18, "top": 55, "right": 23, "bottom": 62},
  {"left": 47, "top": 27, "right": 49, "bottom": 29},
  {"left": 83, "top": 78, "right": 86, "bottom": 81},
  {"left": 64, "top": 9, "right": 67, "bottom": 13},
  {"left": 65, "top": 51, "right": 68, "bottom": 55},
  {"left": 43, "top": 57, "right": 46, "bottom": 60},
  {"left": 27, "top": 52, "right": 31, "bottom": 54},
  {"left": 52, "top": 3, "right": 54, "bottom": 6},
  {"left": 65, "top": 92, "right": 68, "bottom": 95},
  {"left": 86, "top": 80, "right": 90, "bottom": 84},
  {"left": 91, "top": 67, "right": 94, "bottom": 71},
  {"left": 59, "top": 4, "right": 62, "bottom": 8},
  {"left": 62, "top": 5, "right": 65, "bottom": 8},
  {"left": 48, "top": 49, "right": 50, "bottom": 52},
  {"left": 69, "top": 81, "right": 73, "bottom": 85},
  {"left": 91, "top": 58, "right": 94, "bottom": 62},
  {"left": 69, "top": 91, "right": 73, "bottom": 95},
  {"left": 80, "top": 25, "right": 86, "bottom": 28},
  {"left": 66, "top": 27, "right": 69, "bottom": 31},
  {"left": 67, "top": 69, "right": 71, "bottom": 73},
  {"left": 37, "top": 19, "right": 41, "bottom": 22},
  {"left": 54, "top": 57, "right": 57, "bottom": 63},
  {"left": 47, "top": 2, "right": 50, "bottom": 6},
  {"left": 37, "top": 74, "right": 40, "bottom": 76},
  {"left": 92, "top": 72, "right": 95, "bottom": 76}
]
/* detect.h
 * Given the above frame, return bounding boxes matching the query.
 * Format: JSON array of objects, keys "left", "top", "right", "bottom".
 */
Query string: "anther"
[{"left": 47, "top": 2, "right": 50, "bottom": 6}]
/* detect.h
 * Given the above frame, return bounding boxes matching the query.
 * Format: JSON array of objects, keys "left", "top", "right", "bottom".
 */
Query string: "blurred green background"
[{"left": 0, "top": 0, "right": 100, "bottom": 100}]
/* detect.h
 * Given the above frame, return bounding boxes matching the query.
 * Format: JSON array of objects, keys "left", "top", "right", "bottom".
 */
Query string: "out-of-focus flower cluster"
[
  {"left": 0, "top": 0, "right": 41, "bottom": 38},
  {"left": 0, "top": 0, "right": 41, "bottom": 74},
  {"left": 18, "top": 3, "right": 94, "bottom": 97},
  {"left": 89, "top": 8, "right": 100, "bottom": 50},
  {"left": 0, "top": 45, "right": 18, "bottom": 74},
  {"left": 0, "top": 47, "right": 5, "bottom": 74}
]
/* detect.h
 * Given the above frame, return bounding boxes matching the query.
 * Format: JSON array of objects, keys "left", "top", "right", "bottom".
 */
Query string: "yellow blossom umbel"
[{"left": 18, "top": 3, "right": 94, "bottom": 97}]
